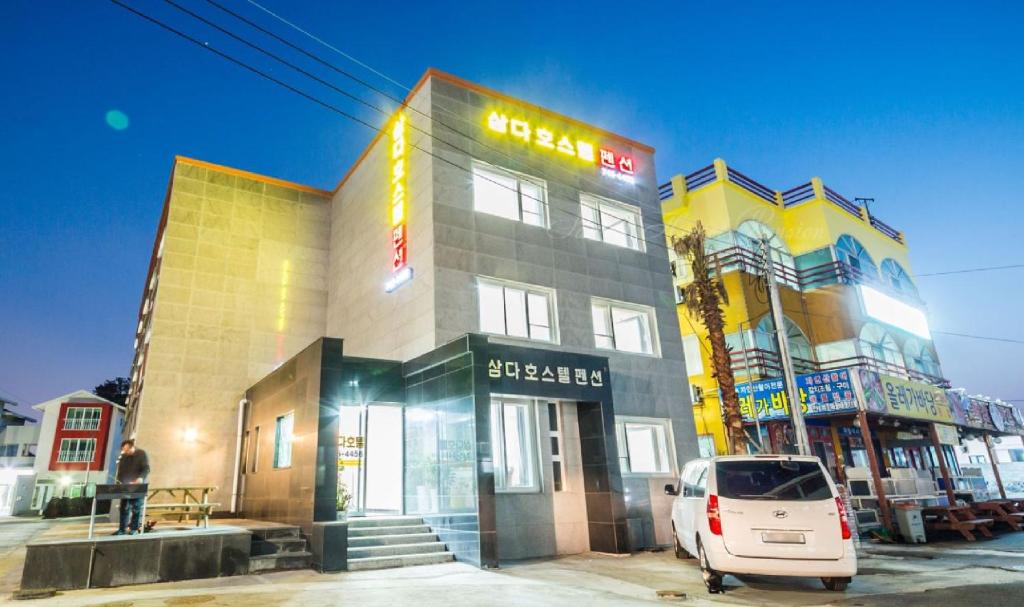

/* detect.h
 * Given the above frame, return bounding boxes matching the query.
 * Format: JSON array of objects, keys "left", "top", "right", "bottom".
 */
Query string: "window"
[
  {"left": 56, "top": 438, "right": 96, "bottom": 463},
  {"left": 548, "top": 403, "right": 564, "bottom": 492},
  {"left": 881, "top": 258, "right": 918, "bottom": 296},
  {"left": 835, "top": 234, "right": 878, "bottom": 281},
  {"left": 472, "top": 162, "right": 547, "bottom": 227},
  {"left": 591, "top": 299, "right": 658, "bottom": 355},
  {"left": 968, "top": 455, "right": 988, "bottom": 465},
  {"left": 490, "top": 398, "right": 539, "bottom": 492},
  {"left": 64, "top": 407, "right": 101, "bottom": 430},
  {"left": 478, "top": 278, "right": 556, "bottom": 342},
  {"left": 251, "top": 426, "right": 261, "bottom": 473},
  {"left": 617, "top": 418, "right": 673, "bottom": 475},
  {"left": 697, "top": 434, "right": 717, "bottom": 458},
  {"left": 1, "top": 445, "right": 17, "bottom": 457},
  {"left": 1009, "top": 449, "right": 1024, "bottom": 463},
  {"left": 859, "top": 323, "right": 904, "bottom": 371},
  {"left": 273, "top": 413, "right": 293, "bottom": 469},
  {"left": 716, "top": 459, "right": 831, "bottom": 501},
  {"left": 580, "top": 193, "right": 644, "bottom": 251},
  {"left": 682, "top": 335, "right": 704, "bottom": 377}
]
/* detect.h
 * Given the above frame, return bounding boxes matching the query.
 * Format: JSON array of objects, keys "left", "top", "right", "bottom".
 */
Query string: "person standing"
[{"left": 114, "top": 439, "right": 150, "bottom": 535}]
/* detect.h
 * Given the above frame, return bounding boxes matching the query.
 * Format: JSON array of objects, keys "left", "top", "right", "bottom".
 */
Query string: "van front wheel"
[
  {"left": 672, "top": 524, "right": 691, "bottom": 559},
  {"left": 821, "top": 577, "right": 850, "bottom": 591}
]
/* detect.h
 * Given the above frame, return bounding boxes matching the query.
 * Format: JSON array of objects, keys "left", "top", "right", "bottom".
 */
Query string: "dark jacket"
[{"left": 116, "top": 449, "right": 150, "bottom": 484}]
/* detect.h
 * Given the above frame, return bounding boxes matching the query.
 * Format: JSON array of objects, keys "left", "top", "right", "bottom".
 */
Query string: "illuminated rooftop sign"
[
  {"left": 859, "top": 285, "right": 931, "bottom": 339},
  {"left": 485, "top": 111, "right": 635, "bottom": 184}
]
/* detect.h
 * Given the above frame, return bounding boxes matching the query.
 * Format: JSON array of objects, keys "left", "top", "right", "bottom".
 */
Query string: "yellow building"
[{"left": 660, "top": 159, "right": 946, "bottom": 457}]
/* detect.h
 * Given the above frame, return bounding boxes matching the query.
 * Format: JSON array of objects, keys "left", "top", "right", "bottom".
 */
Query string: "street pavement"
[{"left": 2, "top": 517, "right": 1024, "bottom": 606}]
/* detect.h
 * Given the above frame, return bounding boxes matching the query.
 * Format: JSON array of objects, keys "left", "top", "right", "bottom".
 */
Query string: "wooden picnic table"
[
  {"left": 144, "top": 486, "right": 219, "bottom": 528},
  {"left": 921, "top": 505, "right": 994, "bottom": 541},
  {"left": 974, "top": 500, "right": 1024, "bottom": 531}
]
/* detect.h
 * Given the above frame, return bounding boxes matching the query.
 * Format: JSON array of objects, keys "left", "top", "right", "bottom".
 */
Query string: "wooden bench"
[
  {"left": 922, "top": 505, "right": 994, "bottom": 541},
  {"left": 975, "top": 501, "right": 1024, "bottom": 532},
  {"left": 143, "top": 486, "right": 218, "bottom": 528}
]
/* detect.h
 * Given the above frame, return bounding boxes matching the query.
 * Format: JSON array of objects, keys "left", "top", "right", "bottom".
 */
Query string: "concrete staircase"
[
  {"left": 347, "top": 516, "right": 454, "bottom": 571},
  {"left": 249, "top": 525, "right": 313, "bottom": 573}
]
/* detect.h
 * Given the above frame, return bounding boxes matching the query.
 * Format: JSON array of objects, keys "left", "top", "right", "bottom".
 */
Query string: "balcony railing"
[
  {"left": 727, "top": 347, "right": 950, "bottom": 389},
  {"left": 657, "top": 161, "right": 905, "bottom": 245}
]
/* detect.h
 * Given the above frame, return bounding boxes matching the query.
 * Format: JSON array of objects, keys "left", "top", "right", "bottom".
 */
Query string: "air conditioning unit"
[{"left": 691, "top": 384, "right": 705, "bottom": 403}]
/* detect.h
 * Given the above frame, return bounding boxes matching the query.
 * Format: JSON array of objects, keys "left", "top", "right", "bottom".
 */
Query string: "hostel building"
[{"left": 126, "top": 69, "right": 697, "bottom": 566}]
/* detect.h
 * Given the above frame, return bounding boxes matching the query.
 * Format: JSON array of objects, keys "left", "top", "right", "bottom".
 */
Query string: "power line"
[
  {"left": 917, "top": 263, "right": 1024, "bottom": 277},
  {"left": 110, "top": 0, "right": 684, "bottom": 257},
  {"left": 931, "top": 331, "right": 1024, "bottom": 345}
]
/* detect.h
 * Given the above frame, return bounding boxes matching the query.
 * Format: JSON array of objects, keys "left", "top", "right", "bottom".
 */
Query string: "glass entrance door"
[{"left": 338, "top": 403, "right": 403, "bottom": 516}]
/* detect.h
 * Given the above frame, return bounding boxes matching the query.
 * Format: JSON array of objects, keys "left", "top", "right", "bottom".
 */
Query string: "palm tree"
[{"left": 673, "top": 222, "right": 747, "bottom": 455}]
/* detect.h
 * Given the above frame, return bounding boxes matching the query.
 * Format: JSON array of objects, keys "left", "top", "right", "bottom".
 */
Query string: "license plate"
[{"left": 761, "top": 531, "right": 805, "bottom": 544}]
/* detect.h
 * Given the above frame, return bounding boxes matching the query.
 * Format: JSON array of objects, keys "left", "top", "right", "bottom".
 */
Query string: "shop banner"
[
  {"left": 962, "top": 397, "right": 997, "bottom": 431},
  {"left": 945, "top": 391, "right": 969, "bottom": 426},
  {"left": 739, "top": 368, "right": 858, "bottom": 422},
  {"left": 934, "top": 423, "right": 960, "bottom": 445},
  {"left": 989, "top": 402, "right": 1024, "bottom": 435},
  {"left": 856, "top": 369, "right": 954, "bottom": 423}
]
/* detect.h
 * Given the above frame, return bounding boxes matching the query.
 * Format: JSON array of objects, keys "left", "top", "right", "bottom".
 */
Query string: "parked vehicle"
[{"left": 666, "top": 455, "right": 856, "bottom": 593}]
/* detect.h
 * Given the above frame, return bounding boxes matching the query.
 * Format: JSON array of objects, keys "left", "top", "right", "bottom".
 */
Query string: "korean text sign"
[{"left": 738, "top": 369, "right": 858, "bottom": 422}]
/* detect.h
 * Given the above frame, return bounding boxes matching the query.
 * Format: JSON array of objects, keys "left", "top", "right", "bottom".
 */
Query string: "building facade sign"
[
  {"left": 739, "top": 368, "right": 858, "bottom": 422},
  {"left": 386, "top": 114, "right": 413, "bottom": 293},
  {"left": 485, "top": 343, "right": 611, "bottom": 402},
  {"left": 988, "top": 402, "right": 1024, "bottom": 435},
  {"left": 961, "top": 397, "right": 997, "bottom": 431},
  {"left": 485, "top": 111, "right": 636, "bottom": 184},
  {"left": 857, "top": 369, "right": 954, "bottom": 423}
]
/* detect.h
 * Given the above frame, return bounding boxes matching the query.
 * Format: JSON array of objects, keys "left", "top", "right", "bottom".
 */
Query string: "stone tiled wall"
[
  {"left": 326, "top": 82, "right": 436, "bottom": 362},
  {"left": 424, "top": 77, "right": 698, "bottom": 546},
  {"left": 135, "top": 161, "right": 330, "bottom": 504}
]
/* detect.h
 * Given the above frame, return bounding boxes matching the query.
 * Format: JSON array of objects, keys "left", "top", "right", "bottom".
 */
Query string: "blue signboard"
[{"left": 738, "top": 368, "right": 858, "bottom": 422}]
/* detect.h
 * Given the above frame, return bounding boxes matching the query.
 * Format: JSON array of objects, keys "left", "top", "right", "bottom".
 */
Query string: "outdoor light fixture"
[
  {"left": 59, "top": 475, "right": 71, "bottom": 486},
  {"left": 183, "top": 427, "right": 198, "bottom": 443},
  {"left": 858, "top": 285, "right": 931, "bottom": 338}
]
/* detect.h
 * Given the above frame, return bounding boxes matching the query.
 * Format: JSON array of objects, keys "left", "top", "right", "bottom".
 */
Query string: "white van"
[{"left": 666, "top": 455, "right": 856, "bottom": 593}]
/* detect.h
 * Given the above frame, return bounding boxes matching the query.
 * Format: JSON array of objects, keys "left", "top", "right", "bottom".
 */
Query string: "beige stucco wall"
[{"left": 133, "top": 161, "right": 330, "bottom": 505}]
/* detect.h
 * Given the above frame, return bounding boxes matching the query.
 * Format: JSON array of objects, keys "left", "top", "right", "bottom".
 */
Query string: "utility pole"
[{"left": 759, "top": 239, "right": 810, "bottom": 456}]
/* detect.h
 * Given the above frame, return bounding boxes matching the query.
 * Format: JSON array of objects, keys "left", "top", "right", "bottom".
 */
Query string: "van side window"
[
  {"left": 693, "top": 467, "right": 708, "bottom": 498},
  {"left": 682, "top": 464, "right": 704, "bottom": 497}
]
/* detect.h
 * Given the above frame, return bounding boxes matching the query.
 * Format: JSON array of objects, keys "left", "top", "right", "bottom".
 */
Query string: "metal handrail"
[
  {"left": 727, "top": 167, "right": 777, "bottom": 204},
  {"left": 685, "top": 164, "right": 717, "bottom": 191},
  {"left": 727, "top": 347, "right": 950, "bottom": 388}
]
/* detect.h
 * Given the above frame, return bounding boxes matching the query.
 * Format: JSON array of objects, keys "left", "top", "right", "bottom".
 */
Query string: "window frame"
[
  {"left": 477, "top": 277, "right": 559, "bottom": 344},
  {"left": 56, "top": 438, "right": 97, "bottom": 463},
  {"left": 490, "top": 397, "right": 541, "bottom": 494},
  {"left": 273, "top": 412, "right": 294, "bottom": 470},
  {"left": 590, "top": 298, "right": 660, "bottom": 357},
  {"left": 615, "top": 416, "right": 677, "bottom": 477},
  {"left": 580, "top": 192, "right": 646, "bottom": 252},
  {"left": 471, "top": 161, "right": 549, "bottom": 228},
  {"left": 64, "top": 407, "right": 102, "bottom": 431}
]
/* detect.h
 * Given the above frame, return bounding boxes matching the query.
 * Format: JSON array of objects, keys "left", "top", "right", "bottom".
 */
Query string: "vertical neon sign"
[{"left": 386, "top": 114, "right": 413, "bottom": 292}]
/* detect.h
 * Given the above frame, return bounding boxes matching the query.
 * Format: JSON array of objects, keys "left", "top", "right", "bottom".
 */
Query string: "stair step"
[
  {"left": 347, "top": 551, "right": 453, "bottom": 571},
  {"left": 268, "top": 537, "right": 308, "bottom": 553},
  {"left": 251, "top": 526, "right": 302, "bottom": 540},
  {"left": 249, "top": 551, "right": 312, "bottom": 573},
  {"left": 348, "top": 517, "right": 424, "bottom": 529},
  {"left": 348, "top": 524, "right": 430, "bottom": 537},
  {"left": 348, "top": 541, "right": 447, "bottom": 559},
  {"left": 348, "top": 532, "right": 438, "bottom": 548}
]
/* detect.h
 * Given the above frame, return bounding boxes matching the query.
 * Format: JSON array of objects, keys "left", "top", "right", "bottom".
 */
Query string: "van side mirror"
[{"left": 664, "top": 484, "right": 678, "bottom": 496}]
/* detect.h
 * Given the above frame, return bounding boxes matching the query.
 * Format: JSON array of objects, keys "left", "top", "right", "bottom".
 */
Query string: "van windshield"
[{"left": 716, "top": 460, "right": 832, "bottom": 501}]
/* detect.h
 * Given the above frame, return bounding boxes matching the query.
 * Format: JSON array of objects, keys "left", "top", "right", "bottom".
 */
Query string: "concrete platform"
[{"left": 19, "top": 519, "right": 297, "bottom": 591}]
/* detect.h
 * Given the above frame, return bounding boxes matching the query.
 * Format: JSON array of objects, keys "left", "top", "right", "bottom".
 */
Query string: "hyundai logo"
[{"left": 773, "top": 510, "right": 789, "bottom": 519}]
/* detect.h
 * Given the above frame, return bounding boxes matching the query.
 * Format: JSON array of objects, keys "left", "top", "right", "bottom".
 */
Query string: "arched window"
[
  {"left": 737, "top": 221, "right": 796, "bottom": 287},
  {"left": 881, "top": 258, "right": 917, "bottom": 296},
  {"left": 904, "top": 338, "right": 941, "bottom": 378},
  {"left": 836, "top": 235, "right": 878, "bottom": 281},
  {"left": 755, "top": 315, "right": 815, "bottom": 366},
  {"left": 859, "top": 323, "right": 903, "bottom": 370}
]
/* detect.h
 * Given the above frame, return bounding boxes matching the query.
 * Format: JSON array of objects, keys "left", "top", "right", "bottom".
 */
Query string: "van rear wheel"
[
  {"left": 821, "top": 577, "right": 850, "bottom": 591},
  {"left": 697, "top": 539, "right": 723, "bottom": 594}
]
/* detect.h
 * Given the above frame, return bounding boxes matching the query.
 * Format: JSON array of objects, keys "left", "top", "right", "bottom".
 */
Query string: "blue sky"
[{"left": 2, "top": 0, "right": 1022, "bottom": 415}]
